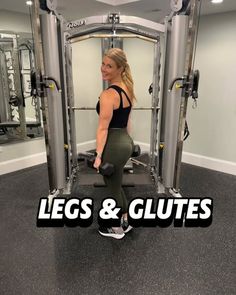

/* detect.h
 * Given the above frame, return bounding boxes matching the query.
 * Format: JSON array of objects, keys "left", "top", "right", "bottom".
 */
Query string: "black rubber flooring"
[{"left": 0, "top": 162, "right": 235, "bottom": 295}]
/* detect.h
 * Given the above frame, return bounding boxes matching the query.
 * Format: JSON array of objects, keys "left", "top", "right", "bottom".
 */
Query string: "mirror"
[{"left": 0, "top": 6, "right": 43, "bottom": 144}]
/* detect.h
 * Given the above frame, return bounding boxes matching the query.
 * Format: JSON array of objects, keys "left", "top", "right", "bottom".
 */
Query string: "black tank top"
[{"left": 96, "top": 85, "right": 132, "bottom": 129}]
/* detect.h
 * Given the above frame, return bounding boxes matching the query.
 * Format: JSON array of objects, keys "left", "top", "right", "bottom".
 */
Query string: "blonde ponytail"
[
  {"left": 105, "top": 48, "right": 136, "bottom": 102},
  {"left": 121, "top": 63, "right": 136, "bottom": 102}
]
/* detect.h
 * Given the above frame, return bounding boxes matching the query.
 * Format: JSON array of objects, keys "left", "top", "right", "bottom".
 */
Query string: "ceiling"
[{"left": 0, "top": 0, "right": 236, "bottom": 22}]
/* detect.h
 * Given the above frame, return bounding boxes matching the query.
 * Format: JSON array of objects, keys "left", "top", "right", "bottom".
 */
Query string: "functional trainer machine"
[{"left": 30, "top": 0, "right": 201, "bottom": 199}]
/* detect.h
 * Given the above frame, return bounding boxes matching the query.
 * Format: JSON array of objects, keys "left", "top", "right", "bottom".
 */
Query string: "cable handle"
[{"left": 44, "top": 76, "right": 62, "bottom": 92}]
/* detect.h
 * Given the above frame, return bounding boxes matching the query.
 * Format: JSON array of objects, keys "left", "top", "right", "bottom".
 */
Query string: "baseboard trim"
[
  {"left": 0, "top": 140, "right": 235, "bottom": 176},
  {"left": 76, "top": 140, "right": 96, "bottom": 153},
  {"left": 136, "top": 143, "right": 236, "bottom": 175},
  {"left": 0, "top": 141, "right": 96, "bottom": 175},
  {"left": 0, "top": 152, "right": 47, "bottom": 175},
  {"left": 182, "top": 151, "right": 236, "bottom": 176}
]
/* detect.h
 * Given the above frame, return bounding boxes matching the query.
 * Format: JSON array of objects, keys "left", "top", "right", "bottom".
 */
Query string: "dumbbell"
[
  {"left": 131, "top": 145, "right": 141, "bottom": 157},
  {"left": 86, "top": 157, "right": 114, "bottom": 176}
]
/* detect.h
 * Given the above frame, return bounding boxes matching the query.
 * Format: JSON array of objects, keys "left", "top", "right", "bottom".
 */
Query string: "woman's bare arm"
[
  {"left": 127, "top": 111, "right": 132, "bottom": 136},
  {"left": 96, "top": 90, "right": 114, "bottom": 156}
]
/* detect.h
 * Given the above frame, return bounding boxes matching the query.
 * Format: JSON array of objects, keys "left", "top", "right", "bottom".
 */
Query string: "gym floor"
[{"left": 0, "top": 162, "right": 235, "bottom": 295}]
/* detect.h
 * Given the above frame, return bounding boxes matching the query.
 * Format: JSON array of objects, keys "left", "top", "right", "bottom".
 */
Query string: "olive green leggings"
[{"left": 102, "top": 128, "right": 134, "bottom": 214}]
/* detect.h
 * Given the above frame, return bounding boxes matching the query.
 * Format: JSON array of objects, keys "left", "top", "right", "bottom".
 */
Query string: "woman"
[{"left": 94, "top": 48, "right": 135, "bottom": 239}]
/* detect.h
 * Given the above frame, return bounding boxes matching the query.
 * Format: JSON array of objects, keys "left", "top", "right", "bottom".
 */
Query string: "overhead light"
[
  {"left": 26, "top": 0, "right": 33, "bottom": 6},
  {"left": 211, "top": 0, "right": 223, "bottom": 4},
  {"left": 96, "top": 0, "right": 141, "bottom": 5}
]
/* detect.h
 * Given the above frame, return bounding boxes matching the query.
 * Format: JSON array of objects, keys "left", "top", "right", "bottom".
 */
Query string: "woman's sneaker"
[
  {"left": 98, "top": 227, "right": 125, "bottom": 239},
  {"left": 121, "top": 219, "right": 133, "bottom": 234}
]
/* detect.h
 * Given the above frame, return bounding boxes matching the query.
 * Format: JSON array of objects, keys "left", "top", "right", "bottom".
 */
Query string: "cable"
[
  {"left": 191, "top": 0, "right": 202, "bottom": 71},
  {"left": 17, "top": 48, "right": 26, "bottom": 107},
  {"left": 45, "top": 77, "right": 62, "bottom": 92},
  {"left": 28, "top": 4, "right": 35, "bottom": 57}
]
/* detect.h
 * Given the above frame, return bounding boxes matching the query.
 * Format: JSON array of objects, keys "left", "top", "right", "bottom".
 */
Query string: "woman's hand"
[{"left": 93, "top": 157, "right": 102, "bottom": 172}]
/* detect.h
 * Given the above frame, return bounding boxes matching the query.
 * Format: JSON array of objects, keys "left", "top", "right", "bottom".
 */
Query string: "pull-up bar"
[
  {"left": 70, "top": 33, "right": 158, "bottom": 44},
  {"left": 66, "top": 15, "right": 165, "bottom": 34},
  {"left": 67, "top": 24, "right": 159, "bottom": 42}
]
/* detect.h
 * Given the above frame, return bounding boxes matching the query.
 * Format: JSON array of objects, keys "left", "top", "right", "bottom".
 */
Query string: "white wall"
[
  {"left": 183, "top": 11, "right": 236, "bottom": 173},
  {"left": 72, "top": 38, "right": 102, "bottom": 145},
  {"left": 0, "top": 10, "right": 31, "bottom": 33},
  {"left": 124, "top": 39, "right": 154, "bottom": 143},
  {"left": 0, "top": 139, "right": 46, "bottom": 174}
]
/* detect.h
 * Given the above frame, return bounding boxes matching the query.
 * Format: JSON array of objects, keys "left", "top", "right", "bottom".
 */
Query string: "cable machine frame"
[{"left": 30, "top": 0, "right": 201, "bottom": 199}]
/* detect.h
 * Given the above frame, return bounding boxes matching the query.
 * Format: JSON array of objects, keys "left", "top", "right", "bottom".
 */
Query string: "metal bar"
[
  {"left": 149, "top": 42, "right": 161, "bottom": 170},
  {"left": 130, "top": 158, "right": 148, "bottom": 168},
  {"left": 162, "top": 15, "right": 189, "bottom": 188},
  {"left": 72, "top": 107, "right": 159, "bottom": 110},
  {"left": 65, "top": 39, "right": 78, "bottom": 167},
  {"left": 57, "top": 21, "right": 72, "bottom": 180},
  {"left": 70, "top": 33, "right": 157, "bottom": 44},
  {"left": 12, "top": 35, "right": 27, "bottom": 139},
  {"left": 0, "top": 51, "right": 10, "bottom": 122},
  {"left": 27, "top": 38, "right": 42, "bottom": 122},
  {"left": 68, "top": 25, "right": 109, "bottom": 39},
  {"left": 156, "top": 16, "right": 169, "bottom": 183},
  {"left": 40, "top": 13, "right": 66, "bottom": 190},
  {"left": 174, "top": 0, "right": 201, "bottom": 190},
  {"left": 65, "top": 15, "right": 164, "bottom": 34},
  {"left": 119, "top": 15, "right": 165, "bottom": 33},
  {"left": 2, "top": 49, "right": 14, "bottom": 122},
  {"left": 68, "top": 25, "right": 159, "bottom": 42},
  {"left": 31, "top": 0, "right": 52, "bottom": 190}
]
